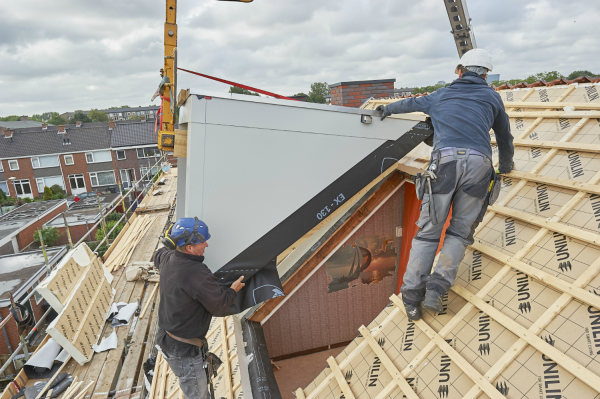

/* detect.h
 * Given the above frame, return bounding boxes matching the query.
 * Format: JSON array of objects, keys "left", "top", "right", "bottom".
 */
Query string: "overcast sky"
[{"left": 1, "top": 0, "right": 597, "bottom": 117}]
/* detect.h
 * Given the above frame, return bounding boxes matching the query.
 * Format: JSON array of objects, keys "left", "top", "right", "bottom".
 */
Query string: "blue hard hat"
[{"left": 170, "top": 217, "right": 211, "bottom": 247}]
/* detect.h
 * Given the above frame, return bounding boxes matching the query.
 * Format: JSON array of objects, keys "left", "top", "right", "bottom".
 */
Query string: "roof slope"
[
  {"left": 0, "top": 123, "right": 111, "bottom": 158},
  {"left": 0, "top": 120, "right": 48, "bottom": 129},
  {"left": 110, "top": 120, "right": 157, "bottom": 147},
  {"left": 298, "top": 82, "right": 600, "bottom": 399}
]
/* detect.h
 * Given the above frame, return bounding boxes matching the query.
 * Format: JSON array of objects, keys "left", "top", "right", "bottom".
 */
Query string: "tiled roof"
[
  {"left": 0, "top": 120, "right": 48, "bottom": 129},
  {"left": 110, "top": 120, "right": 157, "bottom": 147},
  {"left": 0, "top": 123, "right": 111, "bottom": 158},
  {"left": 493, "top": 75, "right": 600, "bottom": 91}
]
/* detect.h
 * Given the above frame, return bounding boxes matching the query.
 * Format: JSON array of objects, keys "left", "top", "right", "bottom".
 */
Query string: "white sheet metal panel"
[{"left": 182, "top": 92, "right": 419, "bottom": 272}]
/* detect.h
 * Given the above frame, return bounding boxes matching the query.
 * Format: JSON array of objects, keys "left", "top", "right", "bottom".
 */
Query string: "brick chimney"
[
  {"left": 3, "top": 128, "right": 14, "bottom": 138},
  {"left": 42, "top": 123, "right": 48, "bottom": 130},
  {"left": 76, "top": 121, "right": 82, "bottom": 127},
  {"left": 329, "top": 79, "right": 396, "bottom": 107},
  {"left": 20, "top": 115, "right": 29, "bottom": 121},
  {"left": 108, "top": 121, "right": 115, "bottom": 130},
  {"left": 57, "top": 125, "right": 66, "bottom": 134}
]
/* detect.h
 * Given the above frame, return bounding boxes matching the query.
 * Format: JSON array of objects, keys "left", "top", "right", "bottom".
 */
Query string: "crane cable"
[{"left": 177, "top": 68, "right": 297, "bottom": 101}]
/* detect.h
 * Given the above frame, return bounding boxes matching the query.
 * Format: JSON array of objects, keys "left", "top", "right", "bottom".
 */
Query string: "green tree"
[
  {"left": 413, "top": 82, "right": 450, "bottom": 94},
  {"left": 106, "top": 212, "right": 124, "bottom": 223},
  {"left": 306, "top": 82, "right": 330, "bottom": 103},
  {"left": 88, "top": 109, "right": 108, "bottom": 122},
  {"left": 567, "top": 70, "right": 599, "bottom": 80},
  {"left": 48, "top": 114, "right": 67, "bottom": 125},
  {"left": 110, "top": 105, "right": 131, "bottom": 109},
  {"left": 51, "top": 193, "right": 64, "bottom": 200},
  {"left": 229, "top": 86, "right": 260, "bottom": 96},
  {"left": 50, "top": 184, "right": 65, "bottom": 196},
  {"left": 294, "top": 92, "right": 308, "bottom": 97},
  {"left": 0, "top": 115, "right": 20, "bottom": 122},
  {"left": 128, "top": 114, "right": 142, "bottom": 120},
  {"left": 34, "top": 226, "right": 62, "bottom": 247},
  {"left": 0, "top": 188, "right": 6, "bottom": 201},
  {"left": 43, "top": 186, "right": 53, "bottom": 200},
  {"left": 96, "top": 220, "right": 125, "bottom": 241},
  {"left": 71, "top": 111, "right": 91, "bottom": 123}
]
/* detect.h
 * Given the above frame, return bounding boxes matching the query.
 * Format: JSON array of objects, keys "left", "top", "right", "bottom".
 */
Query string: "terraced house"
[{"left": 0, "top": 119, "right": 162, "bottom": 199}]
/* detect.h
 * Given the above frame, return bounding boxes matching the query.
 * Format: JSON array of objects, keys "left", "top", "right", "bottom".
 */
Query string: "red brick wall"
[
  {"left": 53, "top": 224, "right": 98, "bottom": 246},
  {"left": 0, "top": 287, "right": 47, "bottom": 355},
  {"left": 2, "top": 157, "right": 38, "bottom": 197},
  {"left": 330, "top": 81, "right": 395, "bottom": 108},
  {"left": 16, "top": 202, "right": 68, "bottom": 251},
  {"left": 114, "top": 149, "right": 142, "bottom": 183},
  {"left": 60, "top": 153, "right": 92, "bottom": 195}
]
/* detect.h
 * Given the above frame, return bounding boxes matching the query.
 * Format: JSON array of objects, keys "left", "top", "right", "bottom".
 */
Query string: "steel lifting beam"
[{"left": 442, "top": 0, "right": 476, "bottom": 57}]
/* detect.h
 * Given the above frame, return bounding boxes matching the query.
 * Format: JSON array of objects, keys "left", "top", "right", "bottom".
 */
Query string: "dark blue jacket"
[{"left": 384, "top": 72, "right": 514, "bottom": 172}]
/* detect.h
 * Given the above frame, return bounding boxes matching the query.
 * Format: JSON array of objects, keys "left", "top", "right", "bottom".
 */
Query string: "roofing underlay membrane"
[{"left": 296, "top": 82, "right": 600, "bottom": 399}]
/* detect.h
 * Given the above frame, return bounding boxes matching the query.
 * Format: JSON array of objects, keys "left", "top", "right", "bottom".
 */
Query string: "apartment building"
[
  {"left": 104, "top": 106, "right": 159, "bottom": 122},
  {"left": 0, "top": 120, "right": 162, "bottom": 199},
  {"left": 60, "top": 106, "right": 159, "bottom": 122}
]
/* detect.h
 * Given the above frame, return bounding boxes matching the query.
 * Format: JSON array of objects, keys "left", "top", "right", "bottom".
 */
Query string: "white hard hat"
[{"left": 459, "top": 48, "right": 493, "bottom": 72}]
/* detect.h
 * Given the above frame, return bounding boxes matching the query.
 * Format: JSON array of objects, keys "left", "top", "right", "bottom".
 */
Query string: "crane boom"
[{"left": 442, "top": 0, "right": 477, "bottom": 57}]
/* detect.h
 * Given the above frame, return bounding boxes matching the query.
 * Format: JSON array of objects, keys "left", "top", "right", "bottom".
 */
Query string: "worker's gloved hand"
[
  {"left": 230, "top": 276, "right": 245, "bottom": 292},
  {"left": 496, "top": 162, "right": 514, "bottom": 175},
  {"left": 375, "top": 105, "right": 389, "bottom": 121}
]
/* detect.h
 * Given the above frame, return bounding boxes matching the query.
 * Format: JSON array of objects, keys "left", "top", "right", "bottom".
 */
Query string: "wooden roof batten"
[{"left": 298, "top": 82, "right": 600, "bottom": 398}]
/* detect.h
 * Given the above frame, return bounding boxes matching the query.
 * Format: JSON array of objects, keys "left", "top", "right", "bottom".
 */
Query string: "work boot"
[
  {"left": 403, "top": 301, "right": 422, "bottom": 321},
  {"left": 423, "top": 289, "right": 443, "bottom": 313}
]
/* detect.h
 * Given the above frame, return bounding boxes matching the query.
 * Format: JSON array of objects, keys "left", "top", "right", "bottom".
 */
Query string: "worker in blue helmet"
[{"left": 155, "top": 217, "right": 245, "bottom": 399}]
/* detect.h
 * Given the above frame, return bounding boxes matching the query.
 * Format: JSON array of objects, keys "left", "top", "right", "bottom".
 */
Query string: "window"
[
  {"left": 89, "top": 171, "right": 116, "bottom": 187},
  {"left": 31, "top": 155, "right": 59, "bottom": 169},
  {"left": 0, "top": 161, "right": 3, "bottom": 172},
  {"left": 13, "top": 179, "right": 32, "bottom": 196},
  {"left": 85, "top": 150, "right": 112, "bottom": 163},
  {"left": 64, "top": 155, "right": 74, "bottom": 165},
  {"left": 36, "top": 176, "right": 65, "bottom": 194},
  {"left": 8, "top": 160, "right": 19, "bottom": 170},
  {"left": 116, "top": 150, "right": 126, "bottom": 160},
  {"left": 69, "top": 174, "right": 85, "bottom": 190},
  {"left": 0, "top": 181, "right": 8, "bottom": 196},
  {"left": 137, "top": 147, "right": 160, "bottom": 158},
  {"left": 140, "top": 166, "right": 160, "bottom": 180}
]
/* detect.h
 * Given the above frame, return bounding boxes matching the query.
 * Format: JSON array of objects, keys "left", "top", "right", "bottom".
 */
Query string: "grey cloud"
[{"left": 1, "top": 0, "right": 599, "bottom": 116}]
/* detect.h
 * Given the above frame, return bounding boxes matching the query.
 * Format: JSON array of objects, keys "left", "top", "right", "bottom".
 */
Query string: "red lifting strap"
[{"left": 178, "top": 68, "right": 297, "bottom": 101}]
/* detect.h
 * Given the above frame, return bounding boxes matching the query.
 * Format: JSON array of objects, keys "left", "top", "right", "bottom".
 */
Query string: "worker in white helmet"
[{"left": 377, "top": 49, "right": 514, "bottom": 320}]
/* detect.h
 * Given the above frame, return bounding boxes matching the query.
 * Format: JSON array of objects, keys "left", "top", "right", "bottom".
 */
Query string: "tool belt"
[{"left": 166, "top": 331, "right": 206, "bottom": 348}]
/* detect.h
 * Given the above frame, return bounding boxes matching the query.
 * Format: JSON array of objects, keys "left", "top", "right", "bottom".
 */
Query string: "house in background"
[
  {"left": 394, "top": 87, "right": 415, "bottom": 97},
  {"left": 0, "top": 247, "right": 67, "bottom": 359},
  {"left": 0, "top": 119, "right": 161, "bottom": 200},
  {"left": 0, "top": 200, "right": 67, "bottom": 255},
  {"left": 109, "top": 121, "right": 162, "bottom": 189},
  {"left": 104, "top": 106, "right": 159, "bottom": 122},
  {"left": 0, "top": 123, "right": 113, "bottom": 198},
  {"left": 0, "top": 116, "right": 47, "bottom": 130}
]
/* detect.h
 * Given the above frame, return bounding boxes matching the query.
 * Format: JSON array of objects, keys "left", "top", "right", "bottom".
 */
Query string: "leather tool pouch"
[{"left": 488, "top": 172, "right": 502, "bottom": 205}]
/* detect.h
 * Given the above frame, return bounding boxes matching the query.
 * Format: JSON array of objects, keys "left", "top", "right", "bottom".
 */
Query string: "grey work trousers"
[
  {"left": 401, "top": 148, "right": 493, "bottom": 305},
  {"left": 162, "top": 350, "right": 209, "bottom": 399}
]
